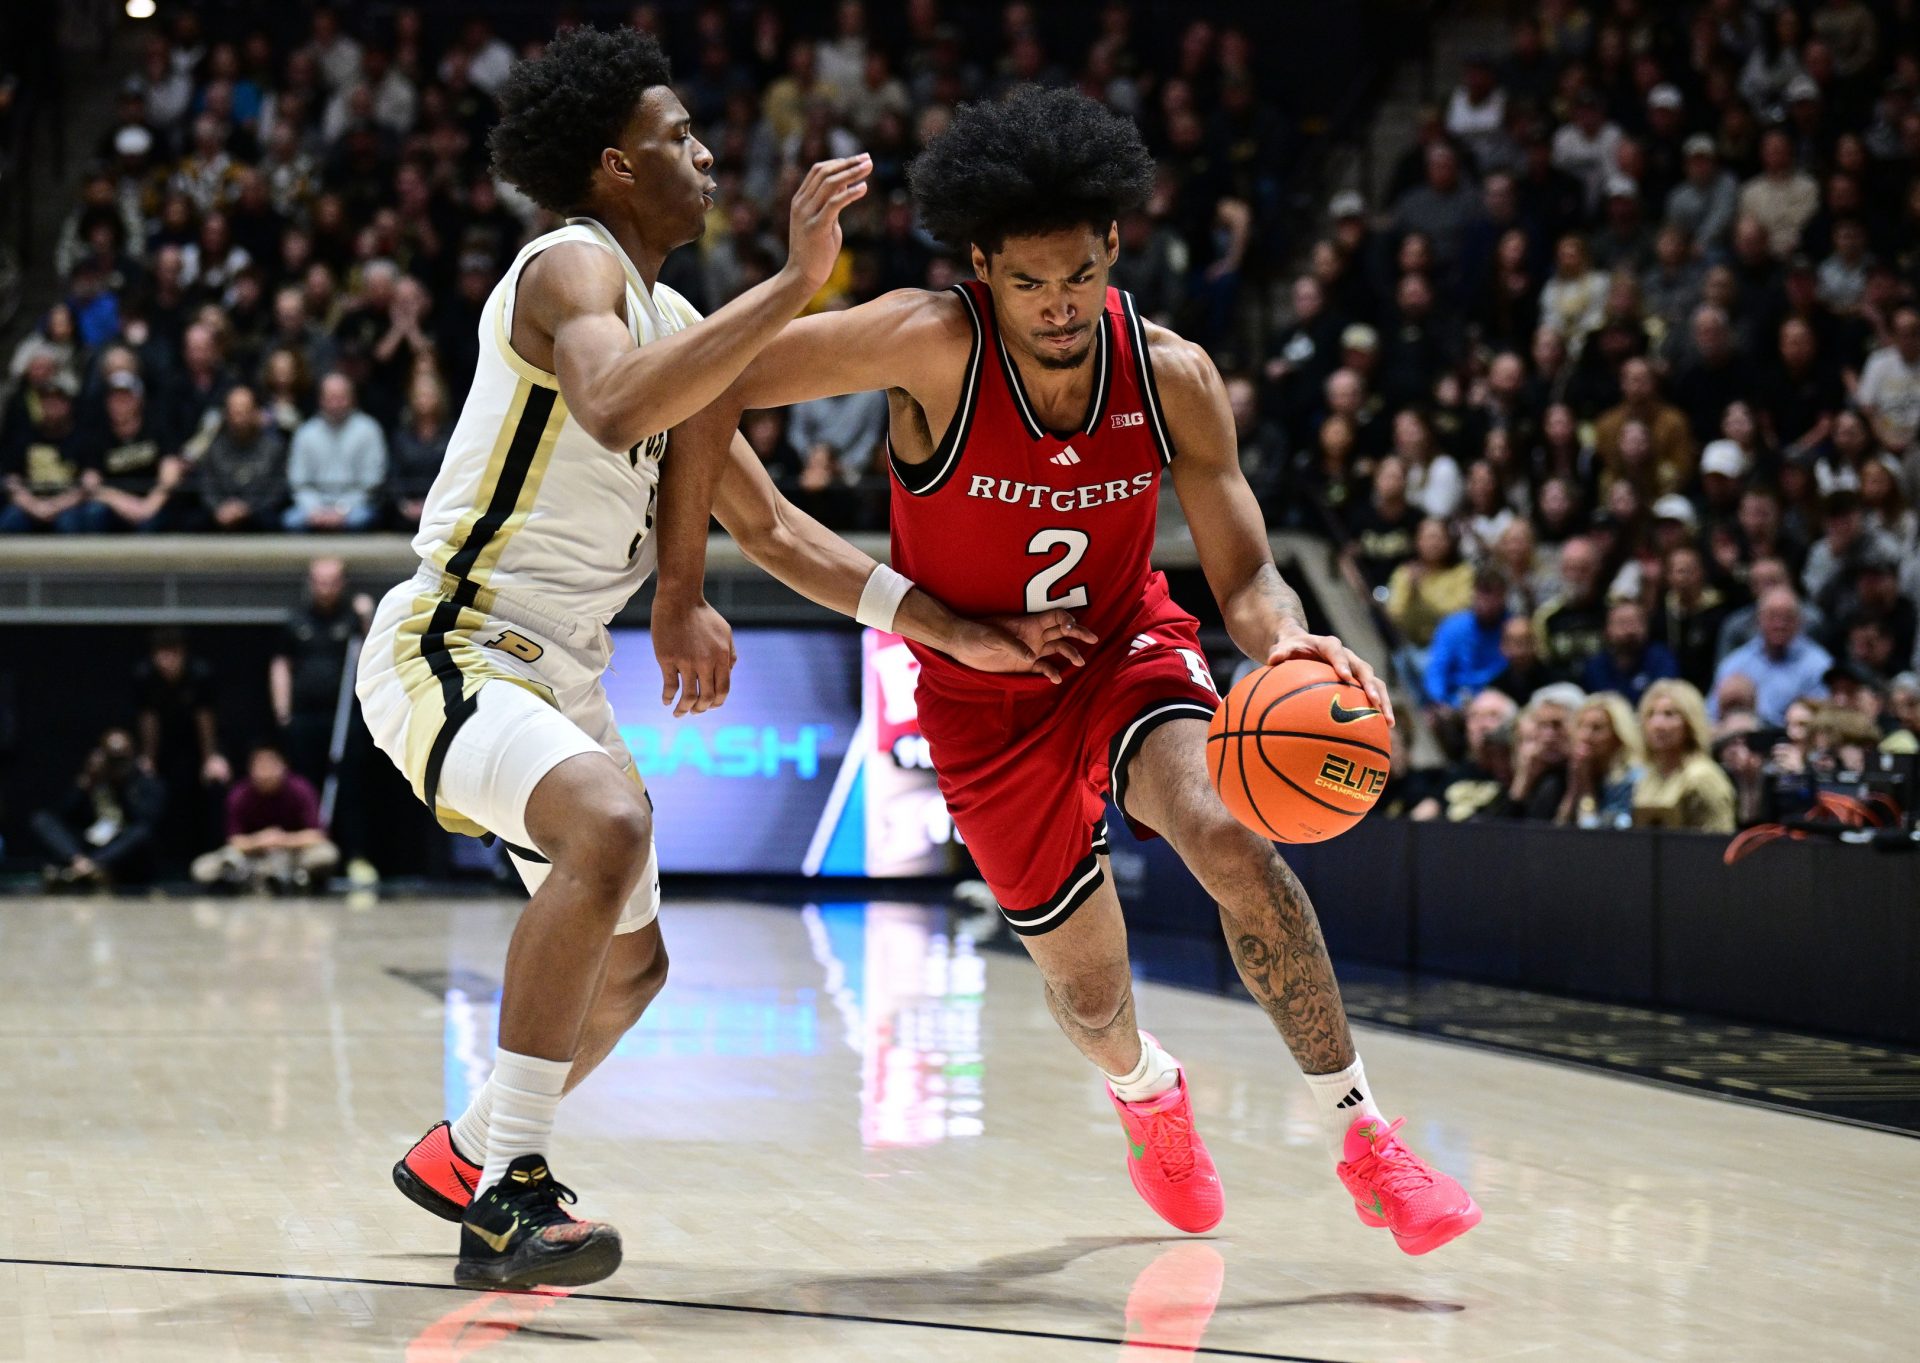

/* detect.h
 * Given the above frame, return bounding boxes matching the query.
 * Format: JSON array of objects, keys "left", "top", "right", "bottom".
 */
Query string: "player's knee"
[
  {"left": 1051, "top": 969, "right": 1131, "bottom": 1034},
  {"left": 552, "top": 798, "right": 654, "bottom": 903},
  {"left": 1176, "top": 802, "right": 1271, "bottom": 874}
]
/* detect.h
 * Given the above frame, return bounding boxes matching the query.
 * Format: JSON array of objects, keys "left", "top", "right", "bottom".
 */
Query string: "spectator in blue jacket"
[
  {"left": 283, "top": 372, "right": 387, "bottom": 531},
  {"left": 1424, "top": 567, "right": 1511, "bottom": 708},
  {"left": 1582, "top": 599, "right": 1679, "bottom": 705}
]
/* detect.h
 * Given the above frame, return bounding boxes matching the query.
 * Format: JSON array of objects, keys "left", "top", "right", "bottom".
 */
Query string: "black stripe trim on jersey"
[
  {"left": 1108, "top": 699, "right": 1219, "bottom": 824},
  {"left": 1081, "top": 308, "right": 1115, "bottom": 436},
  {"left": 1120, "top": 291, "right": 1176, "bottom": 467},
  {"left": 1090, "top": 819, "right": 1112, "bottom": 856},
  {"left": 888, "top": 284, "right": 984, "bottom": 497},
  {"left": 441, "top": 385, "right": 560, "bottom": 606},
  {"left": 998, "top": 844, "right": 1106, "bottom": 937}
]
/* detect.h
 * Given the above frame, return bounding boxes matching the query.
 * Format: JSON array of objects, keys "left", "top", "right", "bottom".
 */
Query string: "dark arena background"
[{"left": 1, "top": 2, "right": 1917, "bottom": 1360}]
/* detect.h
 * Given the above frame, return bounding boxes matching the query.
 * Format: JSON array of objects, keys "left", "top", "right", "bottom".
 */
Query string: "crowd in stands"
[
  {"left": 1, "top": 0, "right": 1291, "bottom": 537},
  {"left": 8, "top": 0, "right": 1920, "bottom": 850},
  {"left": 1288, "top": 0, "right": 1920, "bottom": 831}
]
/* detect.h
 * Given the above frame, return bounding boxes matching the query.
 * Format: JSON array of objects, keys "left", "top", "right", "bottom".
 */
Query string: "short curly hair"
[
  {"left": 489, "top": 27, "right": 674, "bottom": 214},
  {"left": 908, "top": 86, "right": 1155, "bottom": 256}
]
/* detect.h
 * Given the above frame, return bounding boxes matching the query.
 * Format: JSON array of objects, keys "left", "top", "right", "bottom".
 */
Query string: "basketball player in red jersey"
[{"left": 688, "top": 87, "right": 1478, "bottom": 1254}]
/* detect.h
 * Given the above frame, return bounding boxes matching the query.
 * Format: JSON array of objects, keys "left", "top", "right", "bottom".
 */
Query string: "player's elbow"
[{"left": 732, "top": 502, "right": 799, "bottom": 571}]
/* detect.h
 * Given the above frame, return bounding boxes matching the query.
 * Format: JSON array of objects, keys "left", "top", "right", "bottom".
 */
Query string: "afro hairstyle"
[
  {"left": 489, "top": 26, "right": 674, "bottom": 215},
  {"left": 907, "top": 85, "right": 1155, "bottom": 257}
]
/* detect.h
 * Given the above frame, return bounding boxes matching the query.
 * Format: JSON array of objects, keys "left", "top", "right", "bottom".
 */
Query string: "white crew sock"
[
  {"left": 1302, "top": 1056, "right": 1385, "bottom": 1159},
  {"left": 1104, "top": 1031, "right": 1182, "bottom": 1104},
  {"left": 478, "top": 1050, "right": 571, "bottom": 1190},
  {"left": 450, "top": 1078, "right": 495, "bottom": 1165}
]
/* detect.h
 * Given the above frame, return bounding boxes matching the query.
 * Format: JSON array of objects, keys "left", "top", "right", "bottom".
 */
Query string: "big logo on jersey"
[{"left": 965, "top": 471, "right": 1154, "bottom": 514}]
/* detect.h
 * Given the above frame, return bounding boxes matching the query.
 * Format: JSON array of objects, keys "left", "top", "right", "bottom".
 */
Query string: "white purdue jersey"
[{"left": 412, "top": 216, "right": 703, "bottom": 624}]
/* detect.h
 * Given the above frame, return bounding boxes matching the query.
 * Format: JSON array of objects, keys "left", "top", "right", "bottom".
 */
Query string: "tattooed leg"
[{"left": 1121, "top": 718, "right": 1357, "bottom": 1074}]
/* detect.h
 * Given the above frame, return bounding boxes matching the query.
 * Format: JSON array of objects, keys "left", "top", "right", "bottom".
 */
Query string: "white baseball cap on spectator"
[
  {"left": 1700, "top": 440, "right": 1749, "bottom": 480},
  {"left": 1891, "top": 672, "right": 1920, "bottom": 700},
  {"left": 1604, "top": 173, "right": 1639, "bottom": 201},
  {"left": 1340, "top": 323, "right": 1378, "bottom": 352},
  {"left": 1652, "top": 494, "right": 1698, "bottom": 527},
  {"left": 1329, "top": 190, "right": 1366, "bottom": 220},
  {"left": 1647, "top": 84, "right": 1683, "bottom": 111},
  {"left": 114, "top": 125, "right": 153, "bottom": 158},
  {"left": 1683, "top": 133, "right": 1717, "bottom": 158},
  {"left": 1785, "top": 74, "right": 1821, "bottom": 104}
]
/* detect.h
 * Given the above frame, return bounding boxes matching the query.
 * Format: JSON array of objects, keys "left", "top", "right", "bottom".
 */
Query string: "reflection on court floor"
[{"left": 2, "top": 894, "right": 1915, "bottom": 1362}]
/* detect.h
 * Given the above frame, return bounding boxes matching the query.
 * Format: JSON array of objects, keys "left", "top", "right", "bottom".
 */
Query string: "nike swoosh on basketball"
[{"left": 1329, "top": 696, "right": 1382, "bottom": 724}]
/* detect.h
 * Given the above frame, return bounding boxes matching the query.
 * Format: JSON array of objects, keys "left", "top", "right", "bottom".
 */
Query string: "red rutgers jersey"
[{"left": 889, "top": 280, "right": 1177, "bottom": 694}]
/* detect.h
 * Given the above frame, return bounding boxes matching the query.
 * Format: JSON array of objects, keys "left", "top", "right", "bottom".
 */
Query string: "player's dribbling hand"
[
  {"left": 652, "top": 597, "right": 737, "bottom": 717},
  {"left": 1267, "top": 627, "right": 1396, "bottom": 727},
  {"left": 949, "top": 610, "right": 1100, "bottom": 684},
  {"left": 785, "top": 153, "right": 871, "bottom": 292}
]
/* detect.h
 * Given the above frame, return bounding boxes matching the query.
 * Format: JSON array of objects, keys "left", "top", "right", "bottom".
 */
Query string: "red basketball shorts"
[{"left": 916, "top": 596, "right": 1221, "bottom": 935}]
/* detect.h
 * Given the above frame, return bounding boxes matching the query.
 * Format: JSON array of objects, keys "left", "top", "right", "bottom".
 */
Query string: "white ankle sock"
[
  {"left": 478, "top": 1050, "right": 571, "bottom": 1189},
  {"left": 1302, "top": 1056, "right": 1385, "bottom": 1159},
  {"left": 1104, "top": 1031, "right": 1182, "bottom": 1104},
  {"left": 450, "top": 1078, "right": 495, "bottom": 1165}
]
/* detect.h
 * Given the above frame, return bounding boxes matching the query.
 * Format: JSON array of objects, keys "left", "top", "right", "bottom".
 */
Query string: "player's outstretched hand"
[
  {"left": 785, "top": 153, "right": 871, "bottom": 293},
  {"left": 1267, "top": 627, "right": 1396, "bottom": 727},
  {"left": 653, "top": 597, "right": 737, "bottom": 717},
  {"left": 949, "top": 610, "right": 1099, "bottom": 684}
]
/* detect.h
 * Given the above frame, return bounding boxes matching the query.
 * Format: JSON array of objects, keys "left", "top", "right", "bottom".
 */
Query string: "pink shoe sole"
[{"left": 1356, "top": 1197, "right": 1482, "bottom": 1255}]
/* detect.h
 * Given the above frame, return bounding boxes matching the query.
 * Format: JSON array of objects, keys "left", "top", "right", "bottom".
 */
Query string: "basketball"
[{"left": 1206, "top": 659, "right": 1391, "bottom": 843}]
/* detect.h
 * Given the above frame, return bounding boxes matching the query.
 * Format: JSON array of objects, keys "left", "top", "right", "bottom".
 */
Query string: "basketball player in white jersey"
[{"left": 356, "top": 27, "right": 1088, "bottom": 1290}]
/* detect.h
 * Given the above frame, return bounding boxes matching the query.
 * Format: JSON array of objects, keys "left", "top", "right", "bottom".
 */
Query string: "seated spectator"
[
  {"left": 1342, "top": 455, "right": 1420, "bottom": 595},
  {"left": 0, "top": 378, "right": 107, "bottom": 533},
  {"left": 1491, "top": 519, "right": 1555, "bottom": 616},
  {"left": 1632, "top": 679, "right": 1738, "bottom": 832},
  {"left": 1455, "top": 459, "right": 1516, "bottom": 561},
  {"left": 1557, "top": 693, "right": 1644, "bottom": 829},
  {"left": 1594, "top": 359, "right": 1695, "bottom": 499},
  {"left": 258, "top": 348, "right": 314, "bottom": 436},
  {"left": 190, "top": 741, "right": 339, "bottom": 892},
  {"left": 1855, "top": 306, "right": 1920, "bottom": 497},
  {"left": 1857, "top": 456, "right": 1916, "bottom": 551},
  {"left": 1503, "top": 682, "right": 1584, "bottom": 820},
  {"left": 1842, "top": 550, "right": 1917, "bottom": 668},
  {"left": 1534, "top": 535, "right": 1609, "bottom": 675},
  {"left": 1423, "top": 567, "right": 1510, "bottom": 709},
  {"left": 1718, "top": 557, "right": 1822, "bottom": 659},
  {"left": 1393, "top": 408, "right": 1462, "bottom": 519},
  {"left": 1886, "top": 673, "right": 1920, "bottom": 747},
  {"left": 1803, "top": 490, "right": 1903, "bottom": 614},
  {"left": 30, "top": 728, "right": 166, "bottom": 888},
  {"left": 388, "top": 370, "right": 451, "bottom": 529},
  {"left": 284, "top": 372, "right": 387, "bottom": 531},
  {"left": 1410, "top": 688, "right": 1518, "bottom": 822},
  {"left": 1489, "top": 615, "right": 1561, "bottom": 705},
  {"left": 1583, "top": 598, "right": 1680, "bottom": 705},
  {"left": 1739, "top": 130, "right": 1820, "bottom": 259},
  {"left": 1538, "top": 234, "right": 1609, "bottom": 350},
  {"left": 1388, "top": 516, "right": 1474, "bottom": 658},
  {"left": 80, "top": 372, "right": 187, "bottom": 532},
  {"left": 1656, "top": 544, "right": 1733, "bottom": 693},
  {"left": 197, "top": 386, "right": 289, "bottom": 531},
  {"left": 1665, "top": 134, "right": 1738, "bottom": 258},
  {"left": 1711, "top": 587, "right": 1832, "bottom": 724}
]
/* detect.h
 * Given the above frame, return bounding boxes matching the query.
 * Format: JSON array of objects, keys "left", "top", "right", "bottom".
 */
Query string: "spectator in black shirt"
[
  {"left": 1762, "top": 317, "right": 1847, "bottom": 463},
  {"left": 1489, "top": 614, "right": 1561, "bottom": 706},
  {"left": 1342, "top": 455, "right": 1422, "bottom": 595},
  {"left": 1672, "top": 305, "right": 1753, "bottom": 446},
  {"left": 388, "top": 371, "right": 451, "bottom": 530},
  {"left": 31, "top": 728, "right": 166, "bottom": 888},
  {"left": 133, "top": 627, "right": 229, "bottom": 868},
  {"left": 1657, "top": 544, "right": 1736, "bottom": 693},
  {"left": 0, "top": 379, "right": 107, "bottom": 533},
  {"left": 197, "top": 385, "right": 288, "bottom": 531},
  {"left": 79, "top": 372, "right": 186, "bottom": 532},
  {"left": 271, "top": 555, "right": 371, "bottom": 790}
]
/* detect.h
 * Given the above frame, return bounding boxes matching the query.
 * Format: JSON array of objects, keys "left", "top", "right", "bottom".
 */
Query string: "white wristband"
[{"left": 855, "top": 563, "right": 914, "bottom": 632}]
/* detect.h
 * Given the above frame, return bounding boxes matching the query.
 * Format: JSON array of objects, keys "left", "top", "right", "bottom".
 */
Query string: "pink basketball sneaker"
[
  {"left": 1336, "top": 1114, "right": 1480, "bottom": 1255},
  {"left": 1108, "top": 1069, "right": 1225, "bottom": 1234}
]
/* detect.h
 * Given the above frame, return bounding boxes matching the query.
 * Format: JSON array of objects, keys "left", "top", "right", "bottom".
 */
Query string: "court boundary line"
[{"left": 0, "top": 1255, "right": 1364, "bottom": 1362}]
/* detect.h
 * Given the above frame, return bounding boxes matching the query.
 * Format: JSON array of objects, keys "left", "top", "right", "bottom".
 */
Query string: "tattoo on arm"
[
  {"left": 1223, "top": 853, "right": 1355, "bottom": 1074},
  {"left": 1225, "top": 562, "right": 1309, "bottom": 659}
]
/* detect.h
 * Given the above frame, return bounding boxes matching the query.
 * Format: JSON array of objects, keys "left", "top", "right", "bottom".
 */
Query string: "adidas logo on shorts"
[{"left": 1049, "top": 446, "right": 1082, "bottom": 466}]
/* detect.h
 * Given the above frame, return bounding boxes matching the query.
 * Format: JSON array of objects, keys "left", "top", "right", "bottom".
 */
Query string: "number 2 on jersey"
[{"left": 1024, "top": 528, "right": 1090, "bottom": 612}]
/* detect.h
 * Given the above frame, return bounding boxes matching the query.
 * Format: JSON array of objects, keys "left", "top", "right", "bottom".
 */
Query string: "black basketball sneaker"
[{"left": 454, "top": 1154, "right": 622, "bottom": 1290}]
